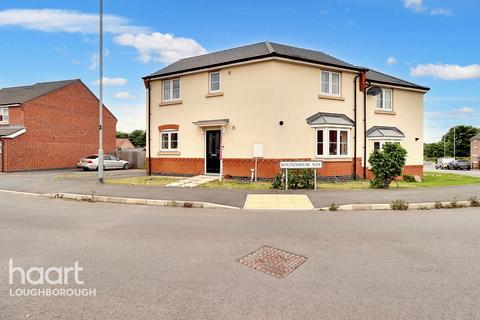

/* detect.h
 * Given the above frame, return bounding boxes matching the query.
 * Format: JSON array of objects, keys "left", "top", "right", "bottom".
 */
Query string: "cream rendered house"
[{"left": 143, "top": 42, "right": 429, "bottom": 179}]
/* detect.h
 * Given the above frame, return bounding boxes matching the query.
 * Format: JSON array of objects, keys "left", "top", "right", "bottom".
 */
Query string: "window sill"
[
  {"left": 157, "top": 151, "right": 181, "bottom": 156},
  {"left": 205, "top": 92, "right": 224, "bottom": 98},
  {"left": 375, "top": 110, "right": 396, "bottom": 115},
  {"left": 159, "top": 100, "right": 182, "bottom": 106},
  {"left": 315, "top": 157, "right": 352, "bottom": 162},
  {"left": 318, "top": 94, "right": 345, "bottom": 101}
]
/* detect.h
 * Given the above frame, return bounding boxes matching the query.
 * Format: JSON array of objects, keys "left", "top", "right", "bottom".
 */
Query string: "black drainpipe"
[
  {"left": 0, "top": 139, "right": 4, "bottom": 173},
  {"left": 145, "top": 79, "right": 152, "bottom": 176},
  {"left": 363, "top": 81, "right": 372, "bottom": 179},
  {"left": 353, "top": 75, "right": 359, "bottom": 180}
]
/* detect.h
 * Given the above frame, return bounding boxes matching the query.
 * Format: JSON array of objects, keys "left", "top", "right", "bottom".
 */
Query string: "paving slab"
[{"left": 244, "top": 194, "right": 314, "bottom": 210}]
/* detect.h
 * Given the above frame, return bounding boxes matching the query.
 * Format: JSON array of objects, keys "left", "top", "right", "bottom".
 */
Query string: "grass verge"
[
  {"left": 105, "top": 176, "right": 180, "bottom": 186},
  {"left": 200, "top": 180, "right": 273, "bottom": 190}
]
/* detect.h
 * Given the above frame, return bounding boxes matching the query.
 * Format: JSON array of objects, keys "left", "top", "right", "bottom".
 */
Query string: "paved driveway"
[{"left": 1, "top": 193, "right": 480, "bottom": 319}]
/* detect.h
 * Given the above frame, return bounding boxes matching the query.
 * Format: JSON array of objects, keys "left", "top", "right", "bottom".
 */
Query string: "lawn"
[
  {"left": 105, "top": 176, "right": 180, "bottom": 186},
  {"left": 102, "top": 172, "right": 480, "bottom": 190}
]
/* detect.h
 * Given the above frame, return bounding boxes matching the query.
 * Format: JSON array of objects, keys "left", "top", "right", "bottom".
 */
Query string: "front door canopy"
[
  {"left": 193, "top": 118, "right": 229, "bottom": 128},
  {"left": 366, "top": 126, "right": 405, "bottom": 138},
  {"left": 306, "top": 112, "right": 354, "bottom": 127}
]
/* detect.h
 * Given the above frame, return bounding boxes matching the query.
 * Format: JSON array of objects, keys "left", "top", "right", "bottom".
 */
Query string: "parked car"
[
  {"left": 447, "top": 159, "right": 471, "bottom": 170},
  {"left": 77, "top": 155, "right": 130, "bottom": 171},
  {"left": 435, "top": 157, "right": 455, "bottom": 169}
]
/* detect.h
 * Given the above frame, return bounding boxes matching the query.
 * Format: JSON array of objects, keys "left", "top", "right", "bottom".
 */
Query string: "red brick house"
[
  {"left": 0, "top": 79, "right": 117, "bottom": 172},
  {"left": 471, "top": 133, "right": 480, "bottom": 169}
]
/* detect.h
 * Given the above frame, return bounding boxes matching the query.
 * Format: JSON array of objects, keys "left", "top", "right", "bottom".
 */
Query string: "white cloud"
[
  {"left": 0, "top": 9, "right": 148, "bottom": 34},
  {"left": 114, "top": 91, "right": 135, "bottom": 99},
  {"left": 92, "top": 77, "right": 127, "bottom": 86},
  {"left": 411, "top": 64, "right": 480, "bottom": 80},
  {"left": 89, "top": 49, "right": 110, "bottom": 70},
  {"left": 453, "top": 107, "right": 475, "bottom": 115},
  {"left": 114, "top": 32, "right": 208, "bottom": 63},
  {"left": 112, "top": 104, "right": 146, "bottom": 132},
  {"left": 386, "top": 56, "right": 397, "bottom": 66},
  {"left": 403, "top": 0, "right": 451, "bottom": 16}
]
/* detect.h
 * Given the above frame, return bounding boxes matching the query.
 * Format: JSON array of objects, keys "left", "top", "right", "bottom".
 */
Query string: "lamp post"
[{"left": 97, "top": 0, "right": 104, "bottom": 183}]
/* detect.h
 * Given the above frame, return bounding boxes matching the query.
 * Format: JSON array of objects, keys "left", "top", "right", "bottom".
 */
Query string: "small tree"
[
  {"left": 129, "top": 129, "right": 146, "bottom": 148},
  {"left": 368, "top": 143, "right": 407, "bottom": 188}
]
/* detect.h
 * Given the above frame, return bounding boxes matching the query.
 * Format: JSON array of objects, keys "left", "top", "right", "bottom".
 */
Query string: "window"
[
  {"left": 474, "top": 141, "right": 478, "bottom": 149},
  {"left": 316, "top": 128, "right": 349, "bottom": 157},
  {"left": 0, "top": 108, "right": 9, "bottom": 123},
  {"left": 373, "top": 140, "right": 401, "bottom": 151},
  {"left": 320, "top": 71, "right": 341, "bottom": 96},
  {"left": 163, "top": 79, "right": 180, "bottom": 101},
  {"left": 209, "top": 72, "right": 221, "bottom": 93},
  {"left": 160, "top": 131, "right": 178, "bottom": 151},
  {"left": 376, "top": 88, "right": 392, "bottom": 111}
]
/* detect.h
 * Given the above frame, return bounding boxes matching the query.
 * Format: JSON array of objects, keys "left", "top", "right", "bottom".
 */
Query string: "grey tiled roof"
[
  {"left": 147, "top": 42, "right": 359, "bottom": 78},
  {"left": 145, "top": 41, "right": 429, "bottom": 91},
  {"left": 366, "top": 126, "right": 405, "bottom": 138},
  {"left": 470, "top": 133, "right": 480, "bottom": 141},
  {"left": 366, "top": 70, "right": 429, "bottom": 91},
  {"left": 0, "top": 125, "right": 25, "bottom": 137},
  {"left": 0, "top": 79, "right": 79, "bottom": 106},
  {"left": 306, "top": 112, "right": 355, "bottom": 126}
]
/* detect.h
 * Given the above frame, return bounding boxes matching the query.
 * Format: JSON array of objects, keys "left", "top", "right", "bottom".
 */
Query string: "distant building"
[
  {"left": 0, "top": 79, "right": 117, "bottom": 172},
  {"left": 470, "top": 133, "right": 480, "bottom": 169},
  {"left": 116, "top": 138, "right": 135, "bottom": 150}
]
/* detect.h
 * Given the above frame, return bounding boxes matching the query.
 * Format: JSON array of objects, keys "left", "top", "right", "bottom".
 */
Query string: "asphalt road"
[{"left": 1, "top": 193, "right": 480, "bottom": 319}]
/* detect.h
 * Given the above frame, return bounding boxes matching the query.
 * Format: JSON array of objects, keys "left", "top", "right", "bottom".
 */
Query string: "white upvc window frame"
[
  {"left": 371, "top": 139, "right": 402, "bottom": 151},
  {"left": 160, "top": 130, "right": 178, "bottom": 151},
  {"left": 209, "top": 71, "right": 221, "bottom": 93},
  {"left": 320, "top": 70, "right": 341, "bottom": 96},
  {"left": 315, "top": 127, "right": 351, "bottom": 158},
  {"left": 0, "top": 107, "right": 9, "bottom": 124},
  {"left": 162, "top": 79, "right": 181, "bottom": 102},
  {"left": 474, "top": 141, "right": 478, "bottom": 149},
  {"left": 376, "top": 88, "right": 393, "bottom": 111}
]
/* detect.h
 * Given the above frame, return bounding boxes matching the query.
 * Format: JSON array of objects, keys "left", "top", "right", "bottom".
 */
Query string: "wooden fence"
[{"left": 113, "top": 149, "right": 146, "bottom": 169}]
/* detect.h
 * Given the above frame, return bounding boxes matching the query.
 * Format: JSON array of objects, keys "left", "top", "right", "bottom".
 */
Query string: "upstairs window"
[
  {"left": 209, "top": 72, "right": 221, "bottom": 93},
  {"left": 163, "top": 79, "right": 180, "bottom": 102},
  {"left": 376, "top": 88, "right": 392, "bottom": 111},
  {"left": 160, "top": 131, "right": 178, "bottom": 151},
  {"left": 0, "top": 108, "right": 9, "bottom": 124},
  {"left": 321, "top": 71, "right": 341, "bottom": 96}
]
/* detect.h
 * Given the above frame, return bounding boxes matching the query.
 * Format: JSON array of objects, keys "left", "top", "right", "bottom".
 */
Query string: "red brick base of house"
[{"left": 147, "top": 157, "right": 423, "bottom": 180}]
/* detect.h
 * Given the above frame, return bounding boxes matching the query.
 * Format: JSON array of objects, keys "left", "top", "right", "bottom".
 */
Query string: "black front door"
[{"left": 206, "top": 130, "right": 221, "bottom": 174}]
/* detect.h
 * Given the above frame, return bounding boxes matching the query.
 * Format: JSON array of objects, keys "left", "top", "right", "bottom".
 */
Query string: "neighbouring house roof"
[
  {"left": 0, "top": 125, "right": 26, "bottom": 138},
  {"left": 116, "top": 138, "right": 134, "bottom": 148},
  {"left": 0, "top": 79, "right": 79, "bottom": 106},
  {"left": 192, "top": 118, "right": 229, "bottom": 127},
  {"left": 144, "top": 41, "right": 429, "bottom": 91},
  {"left": 306, "top": 112, "right": 355, "bottom": 126},
  {"left": 470, "top": 133, "right": 480, "bottom": 141},
  {"left": 366, "top": 126, "right": 405, "bottom": 138}
]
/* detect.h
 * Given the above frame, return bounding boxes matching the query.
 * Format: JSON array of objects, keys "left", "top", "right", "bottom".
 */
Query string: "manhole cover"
[{"left": 238, "top": 246, "right": 307, "bottom": 278}]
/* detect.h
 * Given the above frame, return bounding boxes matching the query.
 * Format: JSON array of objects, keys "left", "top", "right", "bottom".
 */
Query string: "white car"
[{"left": 77, "top": 155, "right": 130, "bottom": 171}]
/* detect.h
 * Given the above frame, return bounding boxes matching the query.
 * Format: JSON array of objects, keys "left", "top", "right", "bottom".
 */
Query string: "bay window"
[
  {"left": 320, "top": 71, "right": 341, "bottom": 96},
  {"left": 376, "top": 88, "right": 392, "bottom": 111},
  {"left": 316, "top": 128, "right": 349, "bottom": 157},
  {"left": 163, "top": 79, "right": 180, "bottom": 101}
]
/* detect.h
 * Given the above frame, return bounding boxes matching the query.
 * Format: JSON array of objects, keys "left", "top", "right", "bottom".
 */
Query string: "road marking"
[{"left": 244, "top": 194, "right": 314, "bottom": 210}]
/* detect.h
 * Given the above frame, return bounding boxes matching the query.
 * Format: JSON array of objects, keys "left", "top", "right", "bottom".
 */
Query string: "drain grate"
[{"left": 238, "top": 246, "right": 307, "bottom": 278}]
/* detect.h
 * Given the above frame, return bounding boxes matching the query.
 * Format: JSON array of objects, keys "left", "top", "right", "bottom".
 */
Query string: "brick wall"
[{"left": 1, "top": 81, "right": 117, "bottom": 172}]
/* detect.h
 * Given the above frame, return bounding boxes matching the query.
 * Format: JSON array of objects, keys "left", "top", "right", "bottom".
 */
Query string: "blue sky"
[{"left": 0, "top": 0, "right": 478, "bottom": 142}]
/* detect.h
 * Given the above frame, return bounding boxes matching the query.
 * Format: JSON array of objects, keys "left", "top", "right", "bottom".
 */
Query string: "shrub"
[
  {"left": 403, "top": 175, "right": 416, "bottom": 183},
  {"left": 390, "top": 199, "right": 409, "bottom": 210},
  {"left": 329, "top": 203, "right": 339, "bottom": 211},
  {"left": 271, "top": 169, "right": 315, "bottom": 189},
  {"left": 369, "top": 143, "right": 408, "bottom": 188},
  {"left": 434, "top": 201, "right": 443, "bottom": 209},
  {"left": 469, "top": 196, "right": 480, "bottom": 207}
]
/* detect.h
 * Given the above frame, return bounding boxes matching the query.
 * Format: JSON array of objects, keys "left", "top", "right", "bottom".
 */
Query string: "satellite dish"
[{"left": 367, "top": 86, "right": 382, "bottom": 96}]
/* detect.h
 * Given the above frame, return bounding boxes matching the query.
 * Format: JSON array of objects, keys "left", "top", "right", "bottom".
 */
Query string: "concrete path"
[
  {"left": 0, "top": 169, "right": 478, "bottom": 208},
  {"left": 244, "top": 194, "right": 314, "bottom": 210},
  {"left": 2, "top": 192, "right": 480, "bottom": 319},
  {"left": 166, "top": 174, "right": 218, "bottom": 187}
]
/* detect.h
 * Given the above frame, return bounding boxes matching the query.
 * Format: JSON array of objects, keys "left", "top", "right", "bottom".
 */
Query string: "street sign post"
[{"left": 280, "top": 161, "right": 323, "bottom": 190}]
